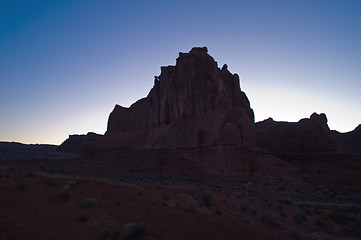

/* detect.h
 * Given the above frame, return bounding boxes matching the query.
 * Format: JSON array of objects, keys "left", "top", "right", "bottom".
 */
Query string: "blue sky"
[{"left": 1, "top": 0, "right": 360, "bottom": 144}]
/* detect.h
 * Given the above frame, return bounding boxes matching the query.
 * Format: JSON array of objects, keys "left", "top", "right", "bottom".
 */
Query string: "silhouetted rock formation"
[
  {"left": 332, "top": 125, "right": 361, "bottom": 155},
  {"left": 103, "top": 47, "right": 255, "bottom": 150},
  {"left": 255, "top": 113, "right": 336, "bottom": 153},
  {"left": 57, "top": 132, "right": 102, "bottom": 154}
]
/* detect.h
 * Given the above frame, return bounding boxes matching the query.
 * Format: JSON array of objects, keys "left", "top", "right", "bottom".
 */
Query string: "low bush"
[
  {"left": 45, "top": 178, "right": 57, "bottom": 187},
  {"left": 59, "top": 188, "right": 72, "bottom": 201},
  {"left": 200, "top": 193, "right": 213, "bottom": 207},
  {"left": 102, "top": 227, "right": 112, "bottom": 239},
  {"left": 15, "top": 179, "right": 29, "bottom": 192},
  {"left": 81, "top": 197, "right": 97, "bottom": 208},
  {"left": 262, "top": 214, "right": 281, "bottom": 229},
  {"left": 328, "top": 210, "right": 348, "bottom": 225},
  {"left": 186, "top": 199, "right": 199, "bottom": 213},
  {"left": 294, "top": 214, "right": 307, "bottom": 224},
  {"left": 121, "top": 223, "right": 148, "bottom": 240},
  {"left": 287, "top": 228, "right": 304, "bottom": 240},
  {"left": 79, "top": 211, "right": 90, "bottom": 222}
]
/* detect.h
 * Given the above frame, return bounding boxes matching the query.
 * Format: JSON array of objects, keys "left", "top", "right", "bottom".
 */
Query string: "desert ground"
[{"left": 1, "top": 151, "right": 360, "bottom": 240}]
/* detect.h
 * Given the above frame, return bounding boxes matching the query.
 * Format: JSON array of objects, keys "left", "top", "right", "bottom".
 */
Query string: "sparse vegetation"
[
  {"left": 328, "top": 210, "right": 348, "bottom": 225},
  {"left": 26, "top": 171, "right": 35, "bottom": 178},
  {"left": 45, "top": 178, "right": 57, "bottom": 187},
  {"left": 315, "top": 219, "right": 326, "bottom": 228},
  {"left": 262, "top": 214, "right": 281, "bottom": 229},
  {"left": 79, "top": 211, "right": 90, "bottom": 222},
  {"left": 114, "top": 198, "right": 121, "bottom": 206},
  {"left": 198, "top": 208, "right": 212, "bottom": 218},
  {"left": 81, "top": 197, "right": 97, "bottom": 208},
  {"left": 278, "top": 199, "right": 293, "bottom": 205},
  {"left": 288, "top": 228, "right": 304, "bottom": 240},
  {"left": 200, "top": 193, "right": 213, "bottom": 207},
  {"left": 59, "top": 188, "right": 72, "bottom": 201},
  {"left": 102, "top": 227, "right": 112, "bottom": 239},
  {"left": 294, "top": 214, "right": 307, "bottom": 224},
  {"left": 121, "top": 223, "right": 148, "bottom": 240},
  {"left": 15, "top": 179, "right": 29, "bottom": 192},
  {"left": 186, "top": 199, "right": 199, "bottom": 213}
]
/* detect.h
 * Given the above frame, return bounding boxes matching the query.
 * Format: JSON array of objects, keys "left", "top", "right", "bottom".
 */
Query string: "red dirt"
[{"left": 0, "top": 153, "right": 360, "bottom": 240}]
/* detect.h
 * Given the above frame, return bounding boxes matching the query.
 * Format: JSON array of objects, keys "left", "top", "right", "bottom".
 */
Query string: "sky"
[{"left": 1, "top": 0, "right": 360, "bottom": 145}]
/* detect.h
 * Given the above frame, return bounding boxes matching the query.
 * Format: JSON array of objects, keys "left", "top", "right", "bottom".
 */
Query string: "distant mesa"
[{"left": 0, "top": 142, "right": 57, "bottom": 161}]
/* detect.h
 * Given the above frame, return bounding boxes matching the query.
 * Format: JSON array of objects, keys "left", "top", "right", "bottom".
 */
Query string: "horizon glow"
[{"left": 1, "top": 0, "right": 360, "bottom": 145}]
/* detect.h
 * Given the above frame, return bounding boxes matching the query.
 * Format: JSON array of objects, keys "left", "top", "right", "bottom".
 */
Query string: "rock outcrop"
[
  {"left": 103, "top": 47, "right": 255, "bottom": 150},
  {"left": 57, "top": 132, "right": 102, "bottom": 154},
  {"left": 332, "top": 125, "right": 361, "bottom": 155},
  {"left": 255, "top": 113, "right": 336, "bottom": 153}
]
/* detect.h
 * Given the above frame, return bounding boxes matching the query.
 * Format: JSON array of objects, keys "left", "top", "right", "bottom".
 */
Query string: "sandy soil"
[{"left": 0, "top": 153, "right": 360, "bottom": 240}]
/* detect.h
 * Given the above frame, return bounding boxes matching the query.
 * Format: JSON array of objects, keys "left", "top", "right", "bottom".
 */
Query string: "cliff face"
[{"left": 105, "top": 47, "right": 255, "bottom": 149}]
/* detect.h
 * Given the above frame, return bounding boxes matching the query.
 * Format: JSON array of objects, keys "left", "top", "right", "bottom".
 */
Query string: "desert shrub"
[
  {"left": 262, "top": 214, "right": 281, "bottom": 229},
  {"left": 278, "top": 199, "right": 293, "bottom": 205},
  {"left": 163, "top": 195, "right": 169, "bottom": 201},
  {"left": 7, "top": 166, "right": 16, "bottom": 171},
  {"left": 15, "top": 179, "right": 29, "bottom": 192},
  {"left": 279, "top": 210, "right": 287, "bottom": 218},
  {"left": 288, "top": 228, "right": 304, "bottom": 240},
  {"left": 186, "top": 199, "right": 199, "bottom": 213},
  {"left": 81, "top": 197, "right": 97, "bottom": 208},
  {"left": 237, "top": 204, "right": 248, "bottom": 212},
  {"left": 276, "top": 204, "right": 284, "bottom": 212},
  {"left": 328, "top": 210, "right": 348, "bottom": 225},
  {"left": 114, "top": 198, "right": 121, "bottom": 206},
  {"left": 341, "top": 223, "right": 360, "bottom": 236},
  {"left": 200, "top": 193, "right": 213, "bottom": 207},
  {"left": 102, "top": 227, "right": 112, "bottom": 239},
  {"left": 59, "top": 188, "right": 72, "bottom": 201},
  {"left": 294, "top": 214, "right": 308, "bottom": 224},
  {"left": 315, "top": 219, "right": 326, "bottom": 228},
  {"left": 79, "top": 211, "right": 90, "bottom": 222},
  {"left": 95, "top": 190, "right": 104, "bottom": 199},
  {"left": 64, "top": 181, "right": 77, "bottom": 189},
  {"left": 214, "top": 209, "right": 223, "bottom": 216},
  {"left": 198, "top": 208, "right": 212, "bottom": 218},
  {"left": 26, "top": 172, "right": 35, "bottom": 178},
  {"left": 314, "top": 208, "right": 323, "bottom": 215},
  {"left": 45, "top": 178, "right": 57, "bottom": 187},
  {"left": 251, "top": 209, "right": 257, "bottom": 215},
  {"left": 304, "top": 208, "right": 313, "bottom": 216},
  {"left": 350, "top": 205, "right": 361, "bottom": 213},
  {"left": 121, "top": 223, "right": 148, "bottom": 240}
]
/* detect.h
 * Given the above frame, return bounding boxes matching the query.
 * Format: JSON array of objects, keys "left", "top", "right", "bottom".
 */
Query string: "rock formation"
[
  {"left": 57, "top": 132, "right": 102, "bottom": 154},
  {"left": 103, "top": 47, "right": 255, "bottom": 150},
  {"left": 255, "top": 113, "right": 336, "bottom": 153},
  {"left": 332, "top": 125, "right": 361, "bottom": 155}
]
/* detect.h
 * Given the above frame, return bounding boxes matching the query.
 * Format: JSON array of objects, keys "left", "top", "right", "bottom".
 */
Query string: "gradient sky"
[{"left": 1, "top": 0, "right": 360, "bottom": 145}]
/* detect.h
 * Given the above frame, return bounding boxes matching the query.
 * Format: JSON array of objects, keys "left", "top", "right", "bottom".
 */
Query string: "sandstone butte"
[{"left": 58, "top": 47, "right": 359, "bottom": 178}]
